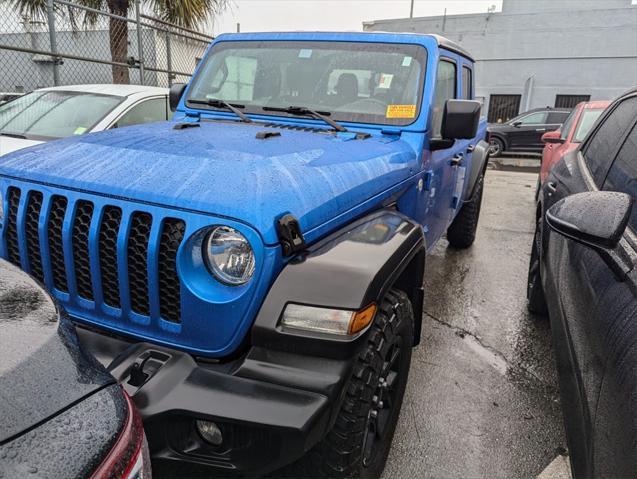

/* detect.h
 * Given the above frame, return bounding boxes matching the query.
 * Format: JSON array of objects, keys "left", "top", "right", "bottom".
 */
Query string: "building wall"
[{"left": 364, "top": 0, "right": 637, "bottom": 118}]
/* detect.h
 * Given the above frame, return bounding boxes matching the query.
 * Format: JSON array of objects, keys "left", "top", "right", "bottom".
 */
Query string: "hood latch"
[{"left": 277, "top": 214, "right": 306, "bottom": 257}]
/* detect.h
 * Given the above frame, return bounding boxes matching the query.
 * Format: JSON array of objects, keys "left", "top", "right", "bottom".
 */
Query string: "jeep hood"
[{"left": 0, "top": 120, "right": 418, "bottom": 245}]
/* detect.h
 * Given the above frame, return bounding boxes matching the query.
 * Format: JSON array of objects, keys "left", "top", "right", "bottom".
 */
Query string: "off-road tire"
[
  {"left": 446, "top": 174, "right": 484, "bottom": 249},
  {"left": 489, "top": 137, "right": 504, "bottom": 158},
  {"left": 284, "top": 289, "right": 414, "bottom": 479},
  {"left": 527, "top": 218, "right": 548, "bottom": 316}
]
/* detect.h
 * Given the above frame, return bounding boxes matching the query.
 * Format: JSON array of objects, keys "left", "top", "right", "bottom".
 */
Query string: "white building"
[{"left": 364, "top": 0, "right": 637, "bottom": 122}]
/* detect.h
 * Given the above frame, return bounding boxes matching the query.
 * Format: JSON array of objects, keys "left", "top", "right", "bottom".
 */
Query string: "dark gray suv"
[{"left": 488, "top": 107, "right": 571, "bottom": 157}]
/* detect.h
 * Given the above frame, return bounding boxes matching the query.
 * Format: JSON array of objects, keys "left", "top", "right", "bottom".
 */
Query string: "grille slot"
[
  {"left": 99, "top": 206, "right": 122, "bottom": 308},
  {"left": 25, "top": 191, "right": 44, "bottom": 283},
  {"left": 158, "top": 219, "right": 185, "bottom": 323},
  {"left": 48, "top": 195, "right": 69, "bottom": 292},
  {"left": 127, "top": 212, "right": 152, "bottom": 316},
  {"left": 6, "top": 187, "right": 21, "bottom": 266},
  {"left": 72, "top": 200, "right": 94, "bottom": 300}
]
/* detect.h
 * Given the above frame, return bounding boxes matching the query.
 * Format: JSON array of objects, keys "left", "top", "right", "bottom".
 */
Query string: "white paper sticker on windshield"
[
  {"left": 378, "top": 73, "right": 394, "bottom": 89},
  {"left": 298, "top": 49, "right": 313, "bottom": 58},
  {"left": 402, "top": 56, "right": 413, "bottom": 67}
]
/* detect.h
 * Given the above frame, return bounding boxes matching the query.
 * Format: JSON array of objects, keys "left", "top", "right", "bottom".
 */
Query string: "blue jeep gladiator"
[{"left": 0, "top": 32, "right": 488, "bottom": 477}]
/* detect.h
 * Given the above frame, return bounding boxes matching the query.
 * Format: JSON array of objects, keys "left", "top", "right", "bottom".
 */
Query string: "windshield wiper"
[
  {"left": 0, "top": 132, "right": 27, "bottom": 139},
  {"left": 262, "top": 106, "right": 347, "bottom": 133},
  {"left": 188, "top": 98, "right": 252, "bottom": 123}
]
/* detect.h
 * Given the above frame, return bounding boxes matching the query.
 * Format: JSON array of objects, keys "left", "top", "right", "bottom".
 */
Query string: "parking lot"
[{"left": 382, "top": 169, "right": 568, "bottom": 479}]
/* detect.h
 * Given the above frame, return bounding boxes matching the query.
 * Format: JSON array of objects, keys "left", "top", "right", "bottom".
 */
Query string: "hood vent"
[{"left": 262, "top": 122, "right": 330, "bottom": 134}]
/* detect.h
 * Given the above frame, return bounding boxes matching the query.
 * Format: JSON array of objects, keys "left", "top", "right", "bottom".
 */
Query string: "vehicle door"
[
  {"left": 425, "top": 55, "right": 465, "bottom": 245},
  {"left": 509, "top": 111, "right": 548, "bottom": 149},
  {"left": 543, "top": 94, "right": 637, "bottom": 478}
]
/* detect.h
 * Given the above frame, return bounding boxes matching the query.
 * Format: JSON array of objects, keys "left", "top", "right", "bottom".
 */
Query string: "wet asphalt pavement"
[{"left": 381, "top": 170, "right": 567, "bottom": 479}]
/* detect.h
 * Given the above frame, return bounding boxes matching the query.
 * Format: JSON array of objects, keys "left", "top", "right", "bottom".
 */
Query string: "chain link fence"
[{"left": 0, "top": 0, "right": 213, "bottom": 93}]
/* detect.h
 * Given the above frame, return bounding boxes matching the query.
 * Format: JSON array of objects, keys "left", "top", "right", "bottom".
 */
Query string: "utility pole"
[{"left": 410, "top": 0, "right": 414, "bottom": 18}]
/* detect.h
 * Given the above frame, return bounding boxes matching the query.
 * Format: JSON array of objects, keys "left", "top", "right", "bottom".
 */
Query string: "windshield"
[
  {"left": 573, "top": 109, "right": 604, "bottom": 143},
  {"left": 0, "top": 91, "right": 123, "bottom": 140},
  {"left": 187, "top": 41, "right": 427, "bottom": 127}
]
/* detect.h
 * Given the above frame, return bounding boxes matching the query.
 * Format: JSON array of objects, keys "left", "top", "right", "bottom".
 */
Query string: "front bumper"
[{"left": 76, "top": 325, "right": 355, "bottom": 475}]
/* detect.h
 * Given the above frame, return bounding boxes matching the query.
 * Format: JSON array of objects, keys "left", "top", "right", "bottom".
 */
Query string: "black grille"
[
  {"left": 127, "top": 212, "right": 152, "bottom": 316},
  {"left": 72, "top": 201, "right": 94, "bottom": 300},
  {"left": 48, "top": 195, "right": 69, "bottom": 292},
  {"left": 6, "top": 187, "right": 21, "bottom": 266},
  {"left": 25, "top": 191, "right": 44, "bottom": 283},
  {"left": 158, "top": 219, "right": 185, "bottom": 323},
  {"left": 99, "top": 206, "right": 122, "bottom": 308},
  {"left": 6, "top": 190, "right": 186, "bottom": 323}
]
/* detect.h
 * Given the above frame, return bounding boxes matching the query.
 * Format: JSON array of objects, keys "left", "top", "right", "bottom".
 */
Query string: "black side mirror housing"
[
  {"left": 546, "top": 191, "right": 632, "bottom": 250},
  {"left": 169, "top": 83, "right": 187, "bottom": 112},
  {"left": 441, "top": 99, "right": 481, "bottom": 140},
  {"left": 512, "top": 121, "right": 522, "bottom": 127}
]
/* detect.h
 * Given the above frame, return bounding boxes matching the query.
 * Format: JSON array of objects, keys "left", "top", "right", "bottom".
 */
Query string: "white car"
[{"left": 0, "top": 84, "right": 169, "bottom": 156}]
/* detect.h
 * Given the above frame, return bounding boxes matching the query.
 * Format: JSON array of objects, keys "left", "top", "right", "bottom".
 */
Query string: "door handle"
[
  {"left": 466, "top": 144, "right": 475, "bottom": 153},
  {"left": 546, "top": 181, "right": 558, "bottom": 194},
  {"left": 450, "top": 153, "right": 463, "bottom": 167},
  {"left": 536, "top": 128, "right": 546, "bottom": 132}
]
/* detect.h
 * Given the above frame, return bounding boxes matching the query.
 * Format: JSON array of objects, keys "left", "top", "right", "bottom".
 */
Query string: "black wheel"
[
  {"left": 286, "top": 289, "right": 414, "bottom": 479},
  {"left": 447, "top": 174, "right": 484, "bottom": 249},
  {"left": 489, "top": 137, "right": 504, "bottom": 158},
  {"left": 527, "top": 219, "right": 548, "bottom": 316}
]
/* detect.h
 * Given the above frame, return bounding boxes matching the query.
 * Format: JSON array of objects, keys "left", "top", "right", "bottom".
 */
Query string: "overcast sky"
[{"left": 212, "top": 0, "right": 504, "bottom": 34}]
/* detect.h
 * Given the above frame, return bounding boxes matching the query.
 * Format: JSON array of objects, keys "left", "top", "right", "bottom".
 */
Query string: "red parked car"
[{"left": 539, "top": 101, "right": 610, "bottom": 186}]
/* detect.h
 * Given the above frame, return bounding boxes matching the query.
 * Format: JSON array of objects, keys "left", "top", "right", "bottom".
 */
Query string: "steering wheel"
[{"left": 340, "top": 97, "right": 387, "bottom": 114}]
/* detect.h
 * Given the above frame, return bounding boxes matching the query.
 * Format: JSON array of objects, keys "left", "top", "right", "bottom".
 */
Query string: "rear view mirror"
[
  {"left": 441, "top": 99, "right": 481, "bottom": 140},
  {"left": 542, "top": 130, "right": 565, "bottom": 144},
  {"left": 169, "top": 83, "right": 187, "bottom": 112},
  {"left": 546, "top": 191, "right": 632, "bottom": 250}
]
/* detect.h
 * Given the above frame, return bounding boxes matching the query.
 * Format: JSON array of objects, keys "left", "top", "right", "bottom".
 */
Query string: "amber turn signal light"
[{"left": 348, "top": 303, "right": 377, "bottom": 335}]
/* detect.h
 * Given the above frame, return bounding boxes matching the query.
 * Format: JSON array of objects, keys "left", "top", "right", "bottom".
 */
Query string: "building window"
[
  {"left": 555, "top": 94, "right": 591, "bottom": 109},
  {"left": 487, "top": 94, "right": 521, "bottom": 123}
]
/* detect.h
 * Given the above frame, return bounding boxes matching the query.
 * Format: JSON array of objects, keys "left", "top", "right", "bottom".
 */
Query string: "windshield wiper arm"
[
  {"left": 262, "top": 106, "right": 347, "bottom": 133},
  {"left": 188, "top": 98, "right": 252, "bottom": 123},
  {"left": 0, "top": 132, "right": 27, "bottom": 139}
]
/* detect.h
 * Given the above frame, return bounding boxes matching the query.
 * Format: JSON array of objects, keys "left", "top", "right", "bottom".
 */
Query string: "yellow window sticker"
[
  {"left": 386, "top": 104, "right": 416, "bottom": 119},
  {"left": 74, "top": 127, "right": 87, "bottom": 135}
]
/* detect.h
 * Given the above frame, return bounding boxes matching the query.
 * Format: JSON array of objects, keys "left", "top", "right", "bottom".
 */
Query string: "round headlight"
[{"left": 203, "top": 226, "right": 255, "bottom": 285}]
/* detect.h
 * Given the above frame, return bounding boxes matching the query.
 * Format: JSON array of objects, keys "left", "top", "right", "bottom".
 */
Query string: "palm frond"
[
  {"left": 150, "top": 0, "right": 228, "bottom": 29},
  {"left": 2, "top": 0, "right": 49, "bottom": 22}
]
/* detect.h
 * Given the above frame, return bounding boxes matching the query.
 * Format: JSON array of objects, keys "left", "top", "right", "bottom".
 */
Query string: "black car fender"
[
  {"left": 252, "top": 209, "right": 426, "bottom": 359},
  {"left": 463, "top": 139, "right": 490, "bottom": 202}
]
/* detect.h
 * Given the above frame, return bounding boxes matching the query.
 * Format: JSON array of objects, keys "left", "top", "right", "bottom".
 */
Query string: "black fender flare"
[
  {"left": 252, "top": 209, "right": 426, "bottom": 359},
  {"left": 463, "top": 139, "right": 490, "bottom": 202}
]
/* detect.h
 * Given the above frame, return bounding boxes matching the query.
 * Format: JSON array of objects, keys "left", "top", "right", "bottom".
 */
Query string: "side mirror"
[
  {"left": 169, "top": 83, "right": 187, "bottom": 112},
  {"left": 546, "top": 191, "right": 632, "bottom": 250},
  {"left": 542, "top": 130, "right": 565, "bottom": 144},
  {"left": 441, "top": 99, "right": 481, "bottom": 140},
  {"left": 512, "top": 121, "right": 522, "bottom": 127}
]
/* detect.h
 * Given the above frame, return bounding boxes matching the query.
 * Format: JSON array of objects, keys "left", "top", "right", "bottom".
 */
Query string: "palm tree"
[{"left": 6, "top": 0, "right": 228, "bottom": 83}]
